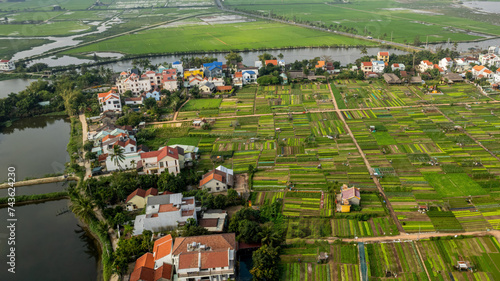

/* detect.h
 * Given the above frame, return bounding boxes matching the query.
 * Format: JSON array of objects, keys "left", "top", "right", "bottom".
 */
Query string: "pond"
[
  {"left": 0, "top": 199, "right": 98, "bottom": 281},
  {"left": 0, "top": 79, "right": 37, "bottom": 98},
  {"left": 0, "top": 116, "right": 70, "bottom": 183},
  {"left": 0, "top": 181, "right": 74, "bottom": 197}
]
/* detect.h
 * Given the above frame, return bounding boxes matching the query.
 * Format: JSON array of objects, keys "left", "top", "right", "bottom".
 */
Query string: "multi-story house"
[
  {"left": 98, "top": 89, "right": 122, "bottom": 112},
  {"left": 199, "top": 166, "right": 234, "bottom": 193},
  {"left": 377, "top": 51, "right": 389, "bottom": 63},
  {"left": 0, "top": 59, "right": 15, "bottom": 71}
]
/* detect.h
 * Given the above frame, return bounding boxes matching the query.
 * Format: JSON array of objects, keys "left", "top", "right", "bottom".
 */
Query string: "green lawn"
[
  {"left": 0, "top": 0, "right": 97, "bottom": 10},
  {"left": 372, "top": 131, "right": 396, "bottom": 145},
  {"left": 423, "top": 172, "right": 487, "bottom": 197},
  {"left": 64, "top": 20, "right": 375, "bottom": 55},
  {"left": 0, "top": 21, "right": 91, "bottom": 36}
]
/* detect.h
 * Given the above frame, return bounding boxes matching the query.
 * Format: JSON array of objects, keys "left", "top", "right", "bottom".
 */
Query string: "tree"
[
  {"left": 181, "top": 218, "right": 210, "bottom": 236},
  {"left": 143, "top": 97, "right": 157, "bottom": 109},
  {"left": 85, "top": 151, "right": 97, "bottom": 161},
  {"left": 111, "top": 145, "right": 125, "bottom": 170},
  {"left": 277, "top": 53, "right": 284, "bottom": 60},
  {"left": 83, "top": 141, "right": 94, "bottom": 152},
  {"left": 413, "top": 36, "right": 421, "bottom": 46},
  {"left": 70, "top": 196, "right": 96, "bottom": 224},
  {"left": 225, "top": 51, "right": 243, "bottom": 65},
  {"left": 465, "top": 71, "right": 473, "bottom": 81},
  {"left": 360, "top": 47, "right": 368, "bottom": 55},
  {"left": 260, "top": 222, "right": 283, "bottom": 247},
  {"left": 258, "top": 53, "right": 274, "bottom": 63},
  {"left": 250, "top": 245, "right": 280, "bottom": 281}
]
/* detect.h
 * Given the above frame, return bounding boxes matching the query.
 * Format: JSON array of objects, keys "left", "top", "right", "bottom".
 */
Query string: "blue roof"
[
  {"left": 373, "top": 61, "right": 384, "bottom": 64},
  {"left": 244, "top": 70, "right": 256, "bottom": 75},
  {"left": 209, "top": 65, "right": 222, "bottom": 71},
  {"left": 203, "top": 61, "right": 223, "bottom": 67},
  {"left": 173, "top": 61, "right": 181, "bottom": 65}
]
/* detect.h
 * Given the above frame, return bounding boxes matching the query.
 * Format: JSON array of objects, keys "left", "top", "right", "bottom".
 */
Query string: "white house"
[
  {"left": 480, "top": 54, "right": 500, "bottom": 68},
  {"left": 242, "top": 70, "right": 258, "bottom": 84},
  {"left": 98, "top": 89, "right": 122, "bottom": 112},
  {"left": 199, "top": 166, "right": 234, "bottom": 193},
  {"left": 439, "top": 57, "right": 454, "bottom": 71},
  {"left": 105, "top": 152, "right": 141, "bottom": 171},
  {"left": 116, "top": 72, "right": 152, "bottom": 95},
  {"left": 391, "top": 63, "right": 405, "bottom": 72},
  {"left": 488, "top": 46, "right": 499, "bottom": 55},
  {"left": 140, "top": 146, "right": 181, "bottom": 175},
  {"left": 254, "top": 61, "right": 263, "bottom": 68},
  {"left": 418, "top": 60, "right": 434, "bottom": 72},
  {"left": 133, "top": 193, "right": 197, "bottom": 235},
  {"left": 0, "top": 59, "right": 15, "bottom": 71},
  {"left": 186, "top": 74, "right": 204, "bottom": 88},
  {"left": 161, "top": 69, "right": 178, "bottom": 91},
  {"left": 371, "top": 60, "right": 385, "bottom": 74},
  {"left": 200, "top": 82, "right": 215, "bottom": 93},
  {"left": 172, "top": 61, "right": 184, "bottom": 74},
  {"left": 171, "top": 233, "right": 237, "bottom": 281},
  {"left": 472, "top": 65, "right": 493, "bottom": 79}
]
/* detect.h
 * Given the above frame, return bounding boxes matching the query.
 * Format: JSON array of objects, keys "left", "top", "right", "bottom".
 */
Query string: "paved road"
[
  {"left": 327, "top": 81, "right": 405, "bottom": 234},
  {"left": 331, "top": 230, "right": 500, "bottom": 243}
]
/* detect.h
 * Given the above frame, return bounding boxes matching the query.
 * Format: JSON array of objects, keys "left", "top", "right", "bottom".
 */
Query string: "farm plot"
[{"left": 283, "top": 191, "right": 333, "bottom": 217}]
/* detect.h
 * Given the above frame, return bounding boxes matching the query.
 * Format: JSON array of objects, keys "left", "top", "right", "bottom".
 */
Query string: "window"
[
  {"left": 216, "top": 187, "right": 220, "bottom": 191},
  {"left": 131, "top": 147, "right": 134, "bottom": 152},
  {"left": 216, "top": 182, "right": 219, "bottom": 186},
  {"left": 207, "top": 188, "right": 211, "bottom": 192},
  {"left": 159, "top": 162, "right": 164, "bottom": 168}
]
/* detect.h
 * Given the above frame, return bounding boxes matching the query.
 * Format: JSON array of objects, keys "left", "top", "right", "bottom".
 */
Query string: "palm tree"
[
  {"left": 70, "top": 196, "right": 96, "bottom": 224},
  {"left": 360, "top": 47, "right": 368, "bottom": 55},
  {"left": 130, "top": 159, "right": 136, "bottom": 170},
  {"left": 111, "top": 145, "right": 125, "bottom": 170}
]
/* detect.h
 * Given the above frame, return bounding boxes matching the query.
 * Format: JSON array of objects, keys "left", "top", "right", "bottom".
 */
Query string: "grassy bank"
[
  {"left": 0, "top": 191, "right": 68, "bottom": 206},
  {"left": 0, "top": 38, "right": 54, "bottom": 59}
]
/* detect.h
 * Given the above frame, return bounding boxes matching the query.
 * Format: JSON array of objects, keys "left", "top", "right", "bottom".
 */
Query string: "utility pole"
[{"left": 391, "top": 31, "right": 393, "bottom": 42}]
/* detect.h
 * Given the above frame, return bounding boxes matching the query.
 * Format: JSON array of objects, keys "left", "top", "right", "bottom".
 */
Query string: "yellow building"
[
  {"left": 341, "top": 204, "right": 351, "bottom": 213},
  {"left": 184, "top": 69, "right": 204, "bottom": 79},
  {"left": 377, "top": 51, "right": 390, "bottom": 63}
]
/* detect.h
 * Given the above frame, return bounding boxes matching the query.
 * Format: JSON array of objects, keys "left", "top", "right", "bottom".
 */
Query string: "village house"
[
  {"left": 129, "top": 234, "right": 174, "bottom": 281},
  {"left": 145, "top": 89, "right": 161, "bottom": 101},
  {"left": 371, "top": 60, "right": 385, "bottom": 74},
  {"left": 391, "top": 63, "right": 405, "bottom": 72},
  {"left": 434, "top": 64, "right": 445, "bottom": 75},
  {"left": 172, "top": 61, "right": 184, "bottom": 74},
  {"left": 200, "top": 82, "right": 216, "bottom": 93},
  {"left": 360, "top": 62, "right": 373, "bottom": 74},
  {"left": 418, "top": 60, "right": 434, "bottom": 73},
  {"left": 0, "top": 59, "right": 15, "bottom": 71},
  {"left": 139, "top": 146, "right": 181, "bottom": 175},
  {"left": 438, "top": 57, "right": 454, "bottom": 71},
  {"left": 133, "top": 193, "right": 197, "bottom": 235},
  {"left": 199, "top": 210, "right": 228, "bottom": 233},
  {"left": 100, "top": 133, "right": 137, "bottom": 155},
  {"left": 98, "top": 89, "right": 122, "bottom": 112},
  {"left": 264, "top": 59, "right": 278, "bottom": 66},
  {"left": 242, "top": 70, "right": 258, "bottom": 84},
  {"left": 126, "top": 188, "right": 159, "bottom": 210},
  {"left": 185, "top": 74, "right": 204, "bottom": 88},
  {"left": 280, "top": 72, "right": 288, "bottom": 84},
  {"left": 472, "top": 65, "right": 493, "bottom": 79},
  {"left": 480, "top": 53, "right": 500, "bottom": 68},
  {"left": 161, "top": 69, "right": 178, "bottom": 91},
  {"left": 340, "top": 184, "right": 361, "bottom": 213},
  {"left": 183, "top": 68, "right": 204, "bottom": 79},
  {"left": 203, "top": 61, "right": 224, "bottom": 78},
  {"left": 125, "top": 96, "right": 144, "bottom": 105},
  {"left": 171, "top": 233, "right": 237, "bottom": 281},
  {"left": 233, "top": 72, "right": 243, "bottom": 87},
  {"left": 315, "top": 60, "right": 326, "bottom": 69},
  {"left": 169, "top": 144, "right": 199, "bottom": 168},
  {"left": 325, "top": 62, "right": 336, "bottom": 74},
  {"left": 199, "top": 166, "right": 234, "bottom": 193},
  {"left": 216, "top": 85, "right": 233, "bottom": 93},
  {"left": 377, "top": 51, "right": 390, "bottom": 63},
  {"left": 116, "top": 72, "right": 152, "bottom": 95}
]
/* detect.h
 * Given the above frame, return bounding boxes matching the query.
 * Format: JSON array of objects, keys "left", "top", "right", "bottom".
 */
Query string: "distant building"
[
  {"left": 0, "top": 59, "right": 15, "bottom": 71},
  {"left": 129, "top": 234, "right": 174, "bottom": 281},
  {"left": 371, "top": 60, "right": 385, "bottom": 74},
  {"left": 125, "top": 96, "right": 143, "bottom": 105},
  {"left": 233, "top": 72, "right": 243, "bottom": 87},
  {"left": 172, "top": 61, "right": 184, "bottom": 74},
  {"left": 184, "top": 69, "right": 204, "bottom": 79},
  {"left": 242, "top": 70, "right": 258, "bottom": 84},
  {"left": 140, "top": 146, "right": 181, "bottom": 176},
  {"left": 438, "top": 57, "right": 454, "bottom": 71},
  {"left": 360, "top": 62, "right": 373, "bottom": 74},
  {"left": 391, "top": 63, "right": 405, "bottom": 72},
  {"left": 418, "top": 60, "right": 434, "bottom": 73},
  {"left": 315, "top": 60, "right": 326, "bottom": 69},
  {"left": 199, "top": 210, "right": 228, "bottom": 232},
  {"left": 203, "top": 61, "right": 224, "bottom": 78}
]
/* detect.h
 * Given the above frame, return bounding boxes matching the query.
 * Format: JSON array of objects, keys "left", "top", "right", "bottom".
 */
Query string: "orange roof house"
[
  {"left": 315, "top": 61, "right": 325, "bottom": 69},
  {"left": 265, "top": 59, "right": 278, "bottom": 66}
]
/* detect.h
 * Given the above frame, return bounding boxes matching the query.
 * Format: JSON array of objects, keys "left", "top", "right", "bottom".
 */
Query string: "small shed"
[{"left": 317, "top": 252, "right": 329, "bottom": 263}]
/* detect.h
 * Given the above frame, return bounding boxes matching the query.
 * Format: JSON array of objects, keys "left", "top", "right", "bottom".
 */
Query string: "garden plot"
[
  {"left": 251, "top": 191, "right": 283, "bottom": 206},
  {"left": 283, "top": 191, "right": 332, "bottom": 217},
  {"left": 280, "top": 241, "right": 332, "bottom": 280},
  {"left": 418, "top": 236, "right": 500, "bottom": 281}
]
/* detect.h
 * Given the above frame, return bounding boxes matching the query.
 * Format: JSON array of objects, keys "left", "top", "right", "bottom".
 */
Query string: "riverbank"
[{"left": 0, "top": 191, "right": 68, "bottom": 207}]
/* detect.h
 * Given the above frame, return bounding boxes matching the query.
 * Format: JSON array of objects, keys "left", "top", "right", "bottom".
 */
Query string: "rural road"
[{"left": 79, "top": 113, "right": 92, "bottom": 179}]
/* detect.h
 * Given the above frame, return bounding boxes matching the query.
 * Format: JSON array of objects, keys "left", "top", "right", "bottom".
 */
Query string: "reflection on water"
[{"left": 0, "top": 199, "right": 98, "bottom": 281}]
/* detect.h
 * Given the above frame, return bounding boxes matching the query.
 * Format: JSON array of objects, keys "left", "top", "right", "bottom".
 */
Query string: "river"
[
  {"left": 0, "top": 116, "right": 70, "bottom": 182},
  {"left": 0, "top": 199, "right": 98, "bottom": 281}
]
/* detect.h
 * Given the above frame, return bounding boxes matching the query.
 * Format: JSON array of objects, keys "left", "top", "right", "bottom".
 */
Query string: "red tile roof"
[
  {"left": 172, "top": 233, "right": 236, "bottom": 256},
  {"left": 342, "top": 187, "right": 360, "bottom": 199},
  {"left": 216, "top": 86, "right": 233, "bottom": 91},
  {"left": 234, "top": 72, "right": 243, "bottom": 78},
  {"left": 126, "top": 188, "right": 158, "bottom": 203},
  {"left": 145, "top": 188, "right": 158, "bottom": 197},
  {"left": 265, "top": 60, "right": 278, "bottom": 66},
  {"left": 159, "top": 204, "right": 178, "bottom": 213},
  {"left": 392, "top": 63, "right": 399, "bottom": 67},
  {"left": 140, "top": 146, "right": 179, "bottom": 161},
  {"left": 153, "top": 234, "right": 173, "bottom": 260},
  {"left": 199, "top": 169, "right": 226, "bottom": 187},
  {"left": 98, "top": 153, "right": 108, "bottom": 162},
  {"left": 378, "top": 51, "right": 389, "bottom": 56},
  {"left": 0, "top": 59, "right": 10, "bottom": 63},
  {"left": 130, "top": 267, "right": 154, "bottom": 281},
  {"left": 154, "top": 263, "right": 172, "bottom": 281},
  {"left": 134, "top": 253, "right": 155, "bottom": 271},
  {"left": 178, "top": 250, "right": 229, "bottom": 270},
  {"left": 361, "top": 62, "right": 372, "bottom": 67}
]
